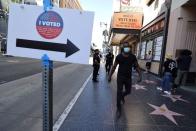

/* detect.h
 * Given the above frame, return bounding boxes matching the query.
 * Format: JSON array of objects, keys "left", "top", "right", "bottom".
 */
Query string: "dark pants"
[
  {"left": 175, "top": 70, "right": 188, "bottom": 86},
  {"left": 105, "top": 62, "right": 112, "bottom": 74},
  {"left": 93, "top": 65, "right": 100, "bottom": 80},
  {"left": 117, "top": 76, "right": 132, "bottom": 108},
  {"left": 161, "top": 72, "right": 172, "bottom": 91}
]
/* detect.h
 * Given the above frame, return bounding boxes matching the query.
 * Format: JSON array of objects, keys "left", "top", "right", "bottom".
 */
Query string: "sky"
[{"left": 79, "top": 0, "right": 114, "bottom": 49}]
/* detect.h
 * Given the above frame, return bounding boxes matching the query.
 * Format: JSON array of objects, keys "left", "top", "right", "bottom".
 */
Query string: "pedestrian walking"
[
  {"left": 99, "top": 52, "right": 103, "bottom": 63},
  {"left": 158, "top": 54, "right": 177, "bottom": 95},
  {"left": 145, "top": 50, "right": 152, "bottom": 73},
  {"left": 175, "top": 49, "right": 192, "bottom": 87},
  {"left": 105, "top": 51, "right": 114, "bottom": 74},
  {"left": 108, "top": 42, "right": 142, "bottom": 113},
  {"left": 92, "top": 49, "right": 100, "bottom": 82}
]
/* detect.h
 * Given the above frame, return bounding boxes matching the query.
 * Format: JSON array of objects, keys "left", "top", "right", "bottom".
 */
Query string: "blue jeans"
[{"left": 161, "top": 72, "right": 172, "bottom": 91}]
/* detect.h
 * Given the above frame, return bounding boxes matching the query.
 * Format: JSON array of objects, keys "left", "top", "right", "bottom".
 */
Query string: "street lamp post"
[
  {"left": 100, "top": 22, "right": 109, "bottom": 53},
  {"left": 100, "top": 22, "right": 108, "bottom": 43}
]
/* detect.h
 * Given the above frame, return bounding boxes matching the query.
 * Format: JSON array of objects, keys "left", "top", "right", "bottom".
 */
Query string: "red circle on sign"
[{"left": 36, "top": 11, "right": 63, "bottom": 39}]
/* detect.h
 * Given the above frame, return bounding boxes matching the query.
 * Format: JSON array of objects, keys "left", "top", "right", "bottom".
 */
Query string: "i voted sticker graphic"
[{"left": 36, "top": 11, "right": 63, "bottom": 39}]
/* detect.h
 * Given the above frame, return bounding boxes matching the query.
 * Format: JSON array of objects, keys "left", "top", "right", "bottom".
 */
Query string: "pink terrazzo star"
[
  {"left": 148, "top": 103, "right": 184, "bottom": 125},
  {"left": 144, "top": 80, "right": 157, "bottom": 84},
  {"left": 162, "top": 95, "right": 189, "bottom": 103},
  {"left": 132, "top": 84, "right": 147, "bottom": 90}
]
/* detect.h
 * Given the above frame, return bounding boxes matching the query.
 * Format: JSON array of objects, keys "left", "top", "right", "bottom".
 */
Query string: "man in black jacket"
[
  {"left": 105, "top": 51, "right": 114, "bottom": 74},
  {"left": 175, "top": 50, "right": 192, "bottom": 87},
  {"left": 108, "top": 42, "right": 142, "bottom": 113},
  {"left": 92, "top": 49, "right": 100, "bottom": 82}
]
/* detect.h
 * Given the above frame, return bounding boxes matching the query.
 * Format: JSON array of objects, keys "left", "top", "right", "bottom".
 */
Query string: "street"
[
  {"left": 0, "top": 56, "right": 66, "bottom": 84},
  {"left": 0, "top": 55, "right": 92, "bottom": 131}
]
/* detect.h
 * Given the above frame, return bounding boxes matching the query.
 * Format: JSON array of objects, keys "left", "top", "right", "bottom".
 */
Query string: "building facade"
[
  {"left": 109, "top": 0, "right": 143, "bottom": 56},
  {"left": 166, "top": 0, "right": 196, "bottom": 84},
  {"left": 138, "top": 0, "right": 169, "bottom": 75},
  {"left": 138, "top": 0, "right": 196, "bottom": 85},
  {"left": 59, "top": 0, "right": 82, "bottom": 10}
]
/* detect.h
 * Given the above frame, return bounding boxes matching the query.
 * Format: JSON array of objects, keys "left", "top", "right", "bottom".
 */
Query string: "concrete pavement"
[
  {"left": 0, "top": 63, "right": 92, "bottom": 131},
  {"left": 58, "top": 65, "right": 196, "bottom": 131}
]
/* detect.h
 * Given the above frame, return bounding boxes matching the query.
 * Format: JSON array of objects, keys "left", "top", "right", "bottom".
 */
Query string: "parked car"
[{"left": 1, "top": 38, "right": 7, "bottom": 54}]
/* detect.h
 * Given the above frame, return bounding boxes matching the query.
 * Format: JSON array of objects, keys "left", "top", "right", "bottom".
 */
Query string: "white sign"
[{"left": 7, "top": 4, "right": 94, "bottom": 64}]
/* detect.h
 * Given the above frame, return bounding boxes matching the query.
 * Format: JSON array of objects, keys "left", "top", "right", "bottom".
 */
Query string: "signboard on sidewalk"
[{"left": 7, "top": 4, "right": 94, "bottom": 64}]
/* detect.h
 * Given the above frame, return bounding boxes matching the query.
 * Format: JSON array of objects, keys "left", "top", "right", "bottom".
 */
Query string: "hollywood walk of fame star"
[
  {"left": 148, "top": 103, "right": 184, "bottom": 125},
  {"left": 162, "top": 94, "right": 189, "bottom": 103},
  {"left": 144, "top": 80, "right": 157, "bottom": 84},
  {"left": 132, "top": 84, "right": 147, "bottom": 90}
]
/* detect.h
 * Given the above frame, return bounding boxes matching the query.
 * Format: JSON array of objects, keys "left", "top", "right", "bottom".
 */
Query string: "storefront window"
[
  {"left": 153, "top": 36, "right": 163, "bottom": 61},
  {"left": 140, "top": 41, "right": 146, "bottom": 59},
  {"left": 145, "top": 40, "right": 153, "bottom": 57}
]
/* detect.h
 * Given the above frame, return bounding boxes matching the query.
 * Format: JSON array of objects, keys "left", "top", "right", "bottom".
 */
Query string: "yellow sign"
[{"left": 112, "top": 12, "right": 142, "bottom": 29}]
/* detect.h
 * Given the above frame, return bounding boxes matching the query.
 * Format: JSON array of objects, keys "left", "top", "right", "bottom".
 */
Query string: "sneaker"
[
  {"left": 164, "top": 91, "right": 171, "bottom": 95},
  {"left": 157, "top": 87, "right": 162, "bottom": 91}
]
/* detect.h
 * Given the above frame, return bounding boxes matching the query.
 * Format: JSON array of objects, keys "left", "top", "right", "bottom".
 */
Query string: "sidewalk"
[{"left": 59, "top": 64, "right": 196, "bottom": 131}]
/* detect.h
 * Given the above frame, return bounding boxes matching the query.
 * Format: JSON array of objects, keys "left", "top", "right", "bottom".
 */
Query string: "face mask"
[{"left": 123, "top": 47, "right": 130, "bottom": 53}]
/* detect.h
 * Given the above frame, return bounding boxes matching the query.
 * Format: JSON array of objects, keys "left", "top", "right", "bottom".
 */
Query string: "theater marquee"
[{"left": 112, "top": 12, "right": 142, "bottom": 30}]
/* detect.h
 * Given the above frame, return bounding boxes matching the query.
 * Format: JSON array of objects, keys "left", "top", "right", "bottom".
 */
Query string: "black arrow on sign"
[{"left": 16, "top": 39, "right": 80, "bottom": 58}]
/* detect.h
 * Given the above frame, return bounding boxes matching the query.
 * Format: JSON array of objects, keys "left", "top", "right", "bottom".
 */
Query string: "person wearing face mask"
[
  {"left": 105, "top": 51, "right": 114, "bottom": 74},
  {"left": 108, "top": 42, "right": 142, "bottom": 113},
  {"left": 92, "top": 49, "right": 101, "bottom": 82}
]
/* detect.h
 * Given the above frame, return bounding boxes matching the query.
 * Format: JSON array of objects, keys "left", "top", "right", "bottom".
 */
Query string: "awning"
[
  {"left": 109, "top": 31, "right": 140, "bottom": 46},
  {"left": 109, "top": 12, "right": 142, "bottom": 46},
  {"left": 109, "top": 33, "right": 127, "bottom": 46},
  {"left": 184, "top": 0, "right": 196, "bottom": 6}
]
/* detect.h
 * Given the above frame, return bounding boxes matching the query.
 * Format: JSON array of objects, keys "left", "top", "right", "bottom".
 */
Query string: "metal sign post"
[
  {"left": 6, "top": 1, "right": 93, "bottom": 131},
  {"left": 42, "top": 54, "right": 53, "bottom": 131}
]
